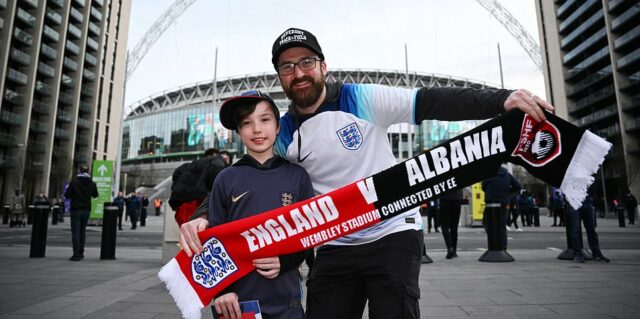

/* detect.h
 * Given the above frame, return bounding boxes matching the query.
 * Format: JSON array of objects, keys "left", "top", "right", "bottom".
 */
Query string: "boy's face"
[{"left": 237, "top": 101, "right": 279, "bottom": 159}]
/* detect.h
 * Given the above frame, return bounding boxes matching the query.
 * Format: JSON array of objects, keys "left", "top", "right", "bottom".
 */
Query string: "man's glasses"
[{"left": 277, "top": 57, "right": 321, "bottom": 75}]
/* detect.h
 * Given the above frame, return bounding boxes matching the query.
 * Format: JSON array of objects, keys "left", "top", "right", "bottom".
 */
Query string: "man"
[
  {"left": 125, "top": 192, "right": 140, "bottom": 229},
  {"left": 64, "top": 165, "right": 98, "bottom": 261},
  {"left": 113, "top": 191, "right": 126, "bottom": 230},
  {"left": 568, "top": 187, "right": 610, "bottom": 263},
  {"left": 267, "top": 27, "right": 553, "bottom": 318},
  {"left": 141, "top": 194, "right": 149, "bottom": 227},
  {"left": 179, "top": 27, "right": 554, "bottom": 318}
]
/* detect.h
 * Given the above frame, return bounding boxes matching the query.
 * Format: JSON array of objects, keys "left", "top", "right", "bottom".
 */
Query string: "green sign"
[{"left": 91, "top": 160, "right": 113, "bottom": 219}]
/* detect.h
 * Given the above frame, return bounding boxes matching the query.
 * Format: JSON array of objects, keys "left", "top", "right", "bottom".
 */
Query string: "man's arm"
[
  {"left": 415, "top": 87, "right": 554, "bottom": 123},
  {"left": 415, "top": 87, "right": 510, "bottom": 122}
]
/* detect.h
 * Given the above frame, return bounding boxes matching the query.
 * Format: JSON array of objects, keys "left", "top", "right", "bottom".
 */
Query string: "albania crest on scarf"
[{"left": 336, "top": 122, "right": 363, "bottom": 150}]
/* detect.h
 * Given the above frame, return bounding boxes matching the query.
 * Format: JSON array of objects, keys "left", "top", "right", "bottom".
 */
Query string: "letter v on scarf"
[{"left": 159, "top": 110, "right": 611, "bottom": 319}]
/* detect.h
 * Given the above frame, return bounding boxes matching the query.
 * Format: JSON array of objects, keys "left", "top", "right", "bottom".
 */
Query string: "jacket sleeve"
[
  {"left": 91, "top": 182, "right": 99, "bottom": 198},
  {"left": 190, "top": 194, "right": 210, "bottom": 221},
  {"left": 414, "top": 87, "right": 513, "bottom": 123}
]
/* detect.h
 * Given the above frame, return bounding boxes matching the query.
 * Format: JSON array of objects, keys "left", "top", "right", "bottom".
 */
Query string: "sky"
[{"left": 125, "top": 0, "right": 546, "bottom": 109}]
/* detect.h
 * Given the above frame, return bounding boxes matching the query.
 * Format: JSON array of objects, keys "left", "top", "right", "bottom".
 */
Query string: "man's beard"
[{"left": 283, "top": 73, "right": 325, "bottom": 110}]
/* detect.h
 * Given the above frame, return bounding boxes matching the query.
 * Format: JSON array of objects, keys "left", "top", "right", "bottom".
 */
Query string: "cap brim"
[{"left": 219, "top": 96, "right": 275, "bottom": 130}]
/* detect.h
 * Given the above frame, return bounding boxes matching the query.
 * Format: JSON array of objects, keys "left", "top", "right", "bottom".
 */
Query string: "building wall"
[
  {"left": 536, "top": 0, "right": 640, "bottom": 208},
  {"left": 0, "top": 0, "right": 131, "bottom": 205}
]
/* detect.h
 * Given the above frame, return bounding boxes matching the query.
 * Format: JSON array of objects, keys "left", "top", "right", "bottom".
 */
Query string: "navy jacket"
[
  {"left": 482, "top": 167, "right": 522, "bottom": 205},
  {"left": 208, "top": 155, "right": 314, "bottom": 318},
  {"left": 64, "top": 173, "right": 98, "bottom": 211}
]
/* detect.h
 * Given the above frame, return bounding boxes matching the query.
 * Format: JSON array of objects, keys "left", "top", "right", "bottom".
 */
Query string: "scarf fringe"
[
  {"left": 158, "top": 258, "right": 204, "bottom": 319},
  {"left": 560, "top": 130, "right": 612, "bottom": 209}
]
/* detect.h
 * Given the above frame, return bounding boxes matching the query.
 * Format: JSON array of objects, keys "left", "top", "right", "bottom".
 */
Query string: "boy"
[{"left": 180, "top": 90, "right": 314, "bottom": 319}]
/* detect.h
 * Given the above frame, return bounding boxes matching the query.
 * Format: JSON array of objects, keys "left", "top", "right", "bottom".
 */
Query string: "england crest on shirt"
[
  {"left": 336, "top": 122, "right": 363, "bottom": 150},
  {"left": 191, "top": 237, "right": 238, "bottom": 288}
]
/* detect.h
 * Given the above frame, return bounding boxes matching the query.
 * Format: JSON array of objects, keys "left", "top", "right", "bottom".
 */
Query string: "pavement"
[{"left": 1, "top": 211, "right": 640, "bottom": 319}]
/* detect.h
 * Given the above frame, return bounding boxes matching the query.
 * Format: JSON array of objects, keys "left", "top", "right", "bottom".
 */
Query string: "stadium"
[{"left": 121, "top": 69, "right": 497, "bottom": 194}]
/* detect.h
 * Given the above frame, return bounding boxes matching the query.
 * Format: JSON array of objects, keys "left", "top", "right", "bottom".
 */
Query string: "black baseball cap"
[
  {"left": 272, "top": 27, "right": 324, "bottom": 69},
  {"left": 219, "top": 90, "right": 278, "bottom": 130}
]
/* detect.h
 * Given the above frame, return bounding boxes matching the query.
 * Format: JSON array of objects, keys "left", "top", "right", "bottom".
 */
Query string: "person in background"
[
  {"left": 141, "top": 195, "right": 149, "bottom": 227},
  {"left": 567, "top": 186, "right": 610, "bottom": 263},
  {"left": 113, "top": 191, "right": 126, "bottom": 230},
  {"left": 64, "top": 165, "right": 98, "bottom": 261},
  {"left": 439, "top": 189, "right": 463, "bottom": 259},
  {"left": 623, "top": 189, "right": 637, "bottom": 225},
  {"left": 220, "top": 150, "right": 233, "bottom": 167},
  {"left": 125, "top": 192, "right": 140, "bottom": 230},
  {"left": 549, "top": 189, "right": 565, "bottom": 227},
  {"left": 427, "top": 199, "right": 440, "bottom": 233},
  {"left": 154, "top": 197, "right": 163, "bottom": 216}
]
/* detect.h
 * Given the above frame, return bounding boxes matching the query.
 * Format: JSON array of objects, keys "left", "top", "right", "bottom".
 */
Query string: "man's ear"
[{"left": 321, "top": 61, "right": 327, "bottom": 76}]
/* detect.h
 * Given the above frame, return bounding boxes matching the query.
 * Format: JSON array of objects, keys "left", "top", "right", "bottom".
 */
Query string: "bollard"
[
  {"left": 479, "top": 203, "right": 514, "bottom": 262},
  {"left": 27, "top": 205, "right": 35, "bottom": 225},
  {"left": 2, "top": 205, "right": 9, "bottom": 225},
  {"left": 30, "top": 205, "right": 50, "bottom": 258},
  {"left": 51, "top": 206, "right": 59, "bottom": 225},
  {"left": 101, "top": 203, "right": 119, "bottom": 260},
  {"left": 533, "top": 207, "right": 540, "bottom": 227},
  {"left": 617, "top": 207, "right": 625, "bottom": 227}
]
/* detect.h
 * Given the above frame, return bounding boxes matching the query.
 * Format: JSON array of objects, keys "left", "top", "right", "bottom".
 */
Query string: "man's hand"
[
  {"left": 178, "top": 217, "right": 208, "bottom": 257},
  {"left": 214, "top": 292, "right": 241, "bottom": 319},
  {"left": 253, "top": 257, "right": 280, "bottom": 279},
  {"left": 503, "top": 89, "right": 555, "bottom": 122}
]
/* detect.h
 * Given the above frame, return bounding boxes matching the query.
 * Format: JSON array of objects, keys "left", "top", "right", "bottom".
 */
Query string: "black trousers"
[
  {"left": 439, "top": 201, "right": 461, "bottom": 250},
  {"left": 117, "top": 208, "right": 124, "bottom": 229},
  {"left": 306, "top": 230, "right": 422, "bottom": 319}
]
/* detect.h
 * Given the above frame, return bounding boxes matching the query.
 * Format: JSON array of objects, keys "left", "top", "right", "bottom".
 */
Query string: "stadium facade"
[
  {"left": 121, "top": 69, "right": 495, "bottom": 192},
  {"left": 536, "top": 0, "right": 640, "bottom": 208},
  {"left": 1, "top": 0, "right": 130, "bottom": 204}
]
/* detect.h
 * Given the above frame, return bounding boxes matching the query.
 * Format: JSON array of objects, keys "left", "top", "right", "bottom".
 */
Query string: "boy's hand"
[
  {"left": 178, "top": 217, "right": 208, "bottom": 257},
  {"left": 253, "top": 257, "right": 280, "bottom": 279},
  {"left": 214, "top": 292, "right": 241, "bottom": 319}
]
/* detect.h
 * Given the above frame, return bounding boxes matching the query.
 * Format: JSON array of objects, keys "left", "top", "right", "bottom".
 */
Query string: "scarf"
[{"left": 159, "top": 109, "right": 611, "bottom": 319}]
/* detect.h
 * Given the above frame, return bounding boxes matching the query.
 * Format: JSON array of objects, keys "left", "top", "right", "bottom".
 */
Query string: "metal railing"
[
  {"left": 13, "top": 27, "right": 33, "bottom": 46},
  {"left": 0, "top": 109, "right": 22, "bottom": 126},
  {"left": 10, "top": 48, "right": 31, "bottom": 65},
  {"left": 7, "top": 68, "right": 28, "bottom": 85},
  {"left": 38, "top": 62, "right": 56, "bottom": 78},
  {"left": 16, "top": 7, "right": 36, "bottom": 27},
  {"left": 43, "top": 25, "right": 59, "bottom": 42},
  {"left": 46, "top": 10, "right": 62, "bottom": 25},
  {"left": 35, "top": 81, "right": 53, "bottom": 96},
  {"left": 70, "top": 6, "right": 84, "bottom": 23},
  {"left": 617, "top": 47, "right": 640, "bottom": 71},
  {"left": 40, "top": 43, "right": 57, "bottom": 60},
  {"left": 67, "top": 23, "right": 82, "bottom": 39}
]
